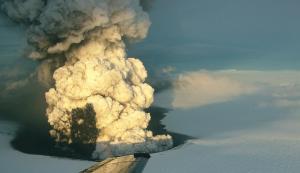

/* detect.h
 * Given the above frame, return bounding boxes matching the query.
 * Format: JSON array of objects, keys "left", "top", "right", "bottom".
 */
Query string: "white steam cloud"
[{"left": 1, "top": 0, "right": 172, "bottom": 159}]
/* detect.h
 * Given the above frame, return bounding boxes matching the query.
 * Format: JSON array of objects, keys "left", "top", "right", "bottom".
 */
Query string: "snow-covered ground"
[
  {"left": 0, "top": 121, "right": 94, "bottom": 173},
  {"left": 144, "top": 70, "right": 300, "bottom": 173}
]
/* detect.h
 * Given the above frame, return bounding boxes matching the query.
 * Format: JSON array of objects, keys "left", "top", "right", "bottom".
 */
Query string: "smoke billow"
[{"left": 1, "top": 0, "right": 172, "bottom": 159}]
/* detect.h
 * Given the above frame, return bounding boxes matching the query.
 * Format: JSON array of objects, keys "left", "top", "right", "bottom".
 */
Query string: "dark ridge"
[
  {"left": 10, "top": 105, "right": 192, "bottom": 161},
  {"left": 10, "top": 119, "right": 95, "bottom": 161},
  {"left": 146, "top": 106, "right": 168, "bottom": 135},
  {"left": 10, "top": 104, "right": 100, "bottom": 161},
  {"left": 146, "top": 106, "right": 194, "bottom": 147}
]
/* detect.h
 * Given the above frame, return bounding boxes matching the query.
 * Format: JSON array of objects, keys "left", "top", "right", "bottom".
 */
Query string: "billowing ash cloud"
[{"left": 1, "top": 0, "right": 172, "bottom": 159}]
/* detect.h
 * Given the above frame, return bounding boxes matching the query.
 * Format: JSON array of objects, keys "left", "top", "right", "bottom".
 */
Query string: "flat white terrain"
[
  {"left": 0, "top": 121, "right": 94, "bottom": 173},
  {"left": 144, "top": 70, "right": 300, "bottom": 173}
]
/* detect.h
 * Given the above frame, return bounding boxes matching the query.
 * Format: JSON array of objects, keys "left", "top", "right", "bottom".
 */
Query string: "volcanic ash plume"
[{"left": 1, "top": 0, "right": 172, "bottom": 159}]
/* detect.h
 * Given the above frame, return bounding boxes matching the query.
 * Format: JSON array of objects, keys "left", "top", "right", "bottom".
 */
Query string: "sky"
[
  {"left": 1, "top": 0, "right": 300, "bottom": 80},
  {"left": 129, "top": 0, "right": 300, "bottom": 71}
]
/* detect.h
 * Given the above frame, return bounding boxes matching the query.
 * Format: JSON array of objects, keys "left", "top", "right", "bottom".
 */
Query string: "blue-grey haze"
[{"left": 129, "top": 0, "right": 300, "bottom": 72}]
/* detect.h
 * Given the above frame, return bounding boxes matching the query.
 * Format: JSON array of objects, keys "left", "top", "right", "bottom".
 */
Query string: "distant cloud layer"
[
  {"left": 169, "top": 70, "right": 300, "bottom": 109},
  {"left": 172, "top": 71, "right": 257, "bottom": 108}
]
